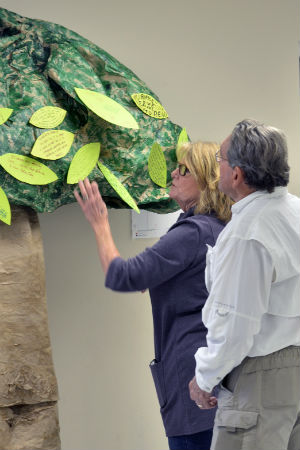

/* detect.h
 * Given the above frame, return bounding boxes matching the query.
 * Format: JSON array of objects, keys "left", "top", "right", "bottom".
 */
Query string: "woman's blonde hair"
[{"left": 177, "top": 141, "right": 233, "bottom": 223}]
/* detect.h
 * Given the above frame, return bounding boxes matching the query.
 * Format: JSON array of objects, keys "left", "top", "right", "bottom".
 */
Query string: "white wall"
[{"left": 1, "top": 1, "right": 299, "bottom": 449}]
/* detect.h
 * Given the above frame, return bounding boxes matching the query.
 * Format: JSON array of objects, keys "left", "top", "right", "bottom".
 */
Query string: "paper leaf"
[
  {"left": 75, "top": 88, "right": 139, "bottom": 130},
  {"left": 29, "top": 106, "right": 67, "bottom": 129},
  {"left": 148, "top": 143, "right": 167, "bottom": 188},
  {"left": 0, "top": 153, "right": 58, "bottom": 185},
  {"left": 131, "top": 93, "right": 168, "bottom": 119},
  {"left": 176, "top": 128, "right": 189, "bottom": 151},
  {"left": 0, "top": 186, "right": 11, "bottom": 225},
  {"left": 0, "top": 108, "right": 13, "bottom": 125},
  {"left": 31, "top": 130, "right": 74, "bottom": 160},
  {"left": 97, "top": 162, "right": 140, "bottom": 213},
  {"left": 67, "top": 143, "right": 101, "bottom": 184}
]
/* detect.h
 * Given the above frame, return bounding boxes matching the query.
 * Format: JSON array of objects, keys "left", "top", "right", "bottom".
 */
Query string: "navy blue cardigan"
[{"left": 105, "top": 209, "right": 225, "bottom": 436}]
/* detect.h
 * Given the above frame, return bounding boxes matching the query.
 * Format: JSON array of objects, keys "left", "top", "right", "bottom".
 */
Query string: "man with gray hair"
[{"left": 189, "top": 119, "right": 300, "bottom": 450}]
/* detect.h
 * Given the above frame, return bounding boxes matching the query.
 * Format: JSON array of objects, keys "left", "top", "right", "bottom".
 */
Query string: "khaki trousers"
[{"left": 211, "top": 346, "right": 300, "bottom": 450}]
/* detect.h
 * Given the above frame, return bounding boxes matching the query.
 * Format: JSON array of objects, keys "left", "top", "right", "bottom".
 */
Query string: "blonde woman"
[{"left": 75, "top": 141, "right": 232, "bottom": 450}]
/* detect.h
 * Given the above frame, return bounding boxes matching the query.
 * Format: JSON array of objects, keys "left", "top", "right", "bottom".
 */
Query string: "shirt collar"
[
  {"left": 231, "top": 186, "right": 288, "bottom": 215},
  {"left": 178, "top": 206, "right": 196, "bottom": 221}
]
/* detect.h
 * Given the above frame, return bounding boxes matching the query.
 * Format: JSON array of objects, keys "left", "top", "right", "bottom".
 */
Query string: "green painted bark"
[{"left": 0, "top": 7, "right": 181, "bottom": 214}]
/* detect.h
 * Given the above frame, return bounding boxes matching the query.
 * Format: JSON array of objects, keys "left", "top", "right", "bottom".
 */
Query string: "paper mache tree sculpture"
[{"left": 0, "top": 7, "right": 189, "bottom": 450}]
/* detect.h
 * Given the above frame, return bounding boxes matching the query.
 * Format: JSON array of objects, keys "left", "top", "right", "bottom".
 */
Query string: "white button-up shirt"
[{"left": 195, "top": 187, "right": 300, "bottom": 392}]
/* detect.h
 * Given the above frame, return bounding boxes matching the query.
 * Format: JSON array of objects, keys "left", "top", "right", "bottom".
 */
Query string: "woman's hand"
[
  {"left": 74, "top": 178, "right": 108, "bottom": 231},
  {"left": 74, "top": 178, "right": 120, "bottom": 274}
]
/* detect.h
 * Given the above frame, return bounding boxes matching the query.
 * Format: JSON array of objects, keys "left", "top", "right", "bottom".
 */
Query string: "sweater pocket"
[{"left": 149, "top": 359, "right": 167, "bottom": 408}]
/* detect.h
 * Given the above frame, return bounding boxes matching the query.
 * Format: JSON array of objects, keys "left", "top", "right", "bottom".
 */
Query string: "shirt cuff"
[{"left": 195, "top": 371, "right": 215, "bottom": 393}]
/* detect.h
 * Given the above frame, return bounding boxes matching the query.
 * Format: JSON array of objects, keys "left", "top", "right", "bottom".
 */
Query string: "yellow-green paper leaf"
[
  {"left": 0, "top": 108, "right": 13, "bottom": 125},
  {"left": 0, "top": 153, "right": 58, "bottom": 185},
  {"left": 98, "top": 162, "right": 140, "bottom": 213},
  {"left": 131, "top": 93, "right": 168, "bottom": 119},
  {"left": 0, "top": 186, "right": 11, "bottom": 225},
  {"left": 29, "top": 106, "right": 67, "bottom": 129},
  {"left": 31, "top": 130, "right": 74, "bottom": 160},
  {"left": 67, "top": 143, "right": 101, "bottom": 184},
  {"left": 75, "top": 88, "right": 139, "bottom": 130},
  {"left": 148, "top": 143, "right": 167, "bottom": 188},
  {"left": 177, "top": 128, "right": 189, "bottom": 152}
]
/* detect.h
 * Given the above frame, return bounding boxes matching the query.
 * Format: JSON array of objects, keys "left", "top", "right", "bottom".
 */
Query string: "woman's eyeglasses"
[{"left": 178, "top": 163, "right": 190, "bottom": 176}]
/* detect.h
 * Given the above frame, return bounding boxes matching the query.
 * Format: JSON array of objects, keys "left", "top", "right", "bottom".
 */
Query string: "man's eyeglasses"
[
  {"left": 215, "top": 149, "right": 228, "bottom": 162},
  {"left": 178, "top": 163, "right": 190, "bottom": 176}
]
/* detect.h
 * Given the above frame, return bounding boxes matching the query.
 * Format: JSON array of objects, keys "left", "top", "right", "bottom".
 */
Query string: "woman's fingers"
[
  {"left": 78, "top": 179, "right": 89, "bottom": 201},
  {"left": 75, "top": 178, "right": 108, "bottom": 228},
  {"left": 75, "top": 180, "right": 93, "bottom": 211},
  {"left": 84, "top": 177, "right": 94, "bottom": 198},
  {"left": 74, "top": 188, "right": 83, "bottom": 207},
  {"left": 77, "top": 178, "right": 98, "bottom": 204},
  {"left": 91, "top": 180, "right": 103, "bottom": 202}
]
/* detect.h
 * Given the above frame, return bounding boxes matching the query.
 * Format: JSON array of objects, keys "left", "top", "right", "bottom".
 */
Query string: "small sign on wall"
[{"left": 131, "top": 209, "right": 182, "bottom": 239}]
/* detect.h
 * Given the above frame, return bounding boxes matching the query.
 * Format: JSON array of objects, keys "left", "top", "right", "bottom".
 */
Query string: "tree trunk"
[{"left": 0, "top": 206, "right": 61, "bottom": 450}]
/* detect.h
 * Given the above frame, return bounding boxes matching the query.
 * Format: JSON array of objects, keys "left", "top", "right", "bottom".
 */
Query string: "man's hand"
[{"left": 189, "top": 376, "right": 217, "bottom": 409}]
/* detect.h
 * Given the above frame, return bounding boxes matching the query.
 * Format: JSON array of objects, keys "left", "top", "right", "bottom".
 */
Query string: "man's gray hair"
[{"left": 227, "top": 119, "right": 290, "bottom": 192}]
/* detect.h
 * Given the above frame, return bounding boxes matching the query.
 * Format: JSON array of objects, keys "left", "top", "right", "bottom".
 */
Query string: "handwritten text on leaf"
[
  {"left": 31, "top": 130, "right": 74, "bottom": 160},
  {"left": 0, "top": 186, "right": 11, "bottom": 225},
  {"left": 29, "top": 106, "right": 67, "bottom": 129},
  {"left": 67, "top": 143, "right": 101, "bottom": 184},
  {"left": 131, "top": 93, "right": 168, "bottom": 119},
  {"left": 0, "top": 153, "right": 58, "bottom": 185},
  {"left": 75, "top": 88, "right": 139, "bottom": 129},
  {"left": 98, "top": 162, "right": 139, "bottom": 213},
  {"left": 148, "top": 143, "right": 167, "bottom": 188}
]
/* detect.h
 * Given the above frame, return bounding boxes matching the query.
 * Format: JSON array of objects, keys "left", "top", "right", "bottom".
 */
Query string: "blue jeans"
[{"left": 168, "top": 429, "right": 213, "bottom": 450}]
